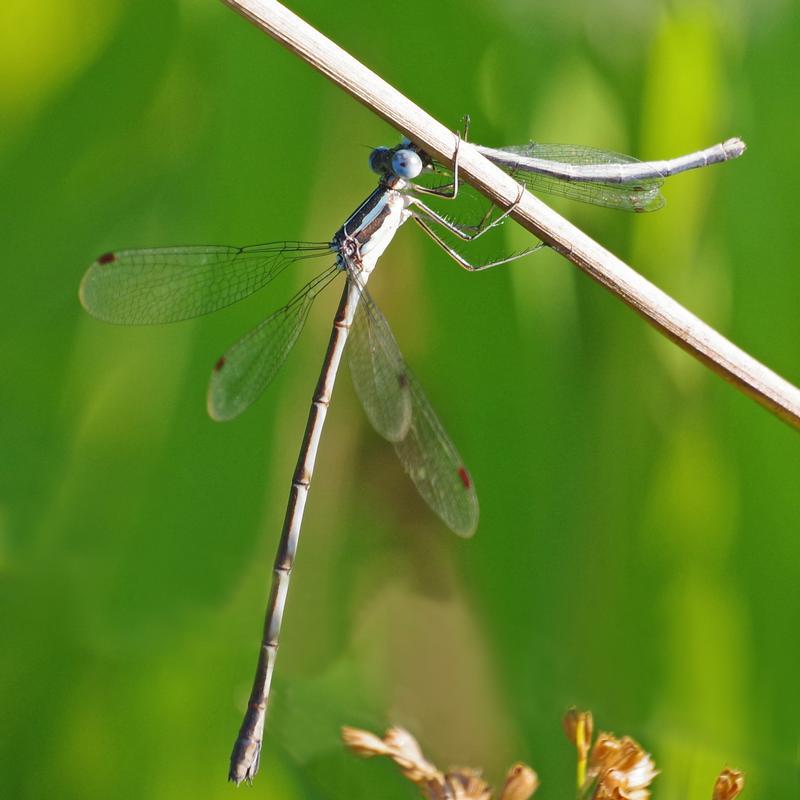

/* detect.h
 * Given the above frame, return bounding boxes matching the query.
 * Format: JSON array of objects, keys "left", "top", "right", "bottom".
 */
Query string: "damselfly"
[{"left": 79, "top": 128, "right": 745, "bottom": 784}]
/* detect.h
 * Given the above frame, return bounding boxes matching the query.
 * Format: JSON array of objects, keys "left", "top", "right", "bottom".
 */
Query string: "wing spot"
[
  {"left": 214, "top": 356, "right": 226, "bottom": 372},
  {"left": 457, "top": 466, "right": 471, "bottom": 489},
  {"left": 98, "top": 252, "right": 116, "bottom": 264}
]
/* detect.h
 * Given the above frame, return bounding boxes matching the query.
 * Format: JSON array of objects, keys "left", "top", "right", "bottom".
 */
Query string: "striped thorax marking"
[{"left": 334, "top": 181, "right": 410, "bottom": 279}]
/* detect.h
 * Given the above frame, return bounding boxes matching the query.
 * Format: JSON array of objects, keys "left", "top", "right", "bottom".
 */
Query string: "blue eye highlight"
[{"left": 391, "top": 149, "right": 423, "bottom": 179}]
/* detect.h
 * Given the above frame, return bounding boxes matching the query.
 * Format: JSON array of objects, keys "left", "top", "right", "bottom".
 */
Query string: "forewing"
[
  {"left": 348, "top": 292, "right": 412, "bottom": 442},
  {"left": 208, "top": 267, "right": 339, "bottom": 422},
  {"left": 354, "top": 288, "right": 479, "bottom": 537},
  {"left": 80, "top": 242, "right": 333, "bottom": 324}
]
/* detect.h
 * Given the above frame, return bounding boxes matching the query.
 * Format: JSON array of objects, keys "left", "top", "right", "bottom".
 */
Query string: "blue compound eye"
[
  {"left": 369, "top": 146, "right": 391, "bottom": 174},
  {"left": 391, "top": 149, "right": 423, "bottom": 179}
]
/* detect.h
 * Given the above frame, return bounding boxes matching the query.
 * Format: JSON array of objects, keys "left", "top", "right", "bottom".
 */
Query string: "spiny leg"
[
  {"left": 412, "top": 212, "right": 544, "bottom": 273},
  {"left": 410, "top": 184, "right": 525, "bottom": 243}
]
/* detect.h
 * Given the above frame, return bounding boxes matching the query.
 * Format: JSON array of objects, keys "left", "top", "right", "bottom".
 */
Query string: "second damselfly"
[{"left": 79, "top": 128, "right": 745, "bottom": 784}]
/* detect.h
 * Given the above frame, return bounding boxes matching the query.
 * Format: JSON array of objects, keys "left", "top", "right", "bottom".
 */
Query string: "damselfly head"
[
  {"left": 369, "top": 145, "right": 424, "bottom": 180},
  {"left": 373, "top": 138, "right": 438, "bottom": 178}
]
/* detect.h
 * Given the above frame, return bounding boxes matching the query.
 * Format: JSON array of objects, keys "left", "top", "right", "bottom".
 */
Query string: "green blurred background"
[{"left": 2, "top": 0, "right": 799, "bottom": 797}]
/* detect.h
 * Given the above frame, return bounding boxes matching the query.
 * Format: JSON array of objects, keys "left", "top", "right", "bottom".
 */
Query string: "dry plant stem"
[{"left": 221, "top": 0, "right": 800, "bottom": 430}]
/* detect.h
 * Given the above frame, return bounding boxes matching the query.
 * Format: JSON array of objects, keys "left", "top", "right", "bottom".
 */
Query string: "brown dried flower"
[
  {"left": 588, "top": 733, "right": 658, "bottom": 800},
  {"left": 499, "top": 763, "right": 539, "bottom": 800},
  {"left": 341, "top": 726, "right": 537, "bottom": 800},
  {"left": 341, "top": 725, "right": 440, "bottom": 786},
  {"left": 443, "top": 768, "right": 492, "bottom": 800},
  {"left": 712, "top": 768, "right": 745, "bottom": 800}
]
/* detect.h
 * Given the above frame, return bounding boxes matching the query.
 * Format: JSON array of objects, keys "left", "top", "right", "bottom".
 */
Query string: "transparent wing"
[
  {"left": 351, "top": 287, "right": 479, "bottom": 537},
  {"left": 208, "top": 267, "right": 340, "bottom": 422},
  {"left": 348, "top": 295, "right": 412, "bottom": 442},
  {"left": 79, "top": 241, "right": 334, "bottom": 325},
  {"left": 489, "top": 143, "right": 665, "bottom": 212}
]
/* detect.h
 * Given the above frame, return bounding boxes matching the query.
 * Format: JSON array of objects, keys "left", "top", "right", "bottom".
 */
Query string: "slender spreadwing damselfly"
[{"left": 79, "top": 128, "right": 745, "bottom": 783}]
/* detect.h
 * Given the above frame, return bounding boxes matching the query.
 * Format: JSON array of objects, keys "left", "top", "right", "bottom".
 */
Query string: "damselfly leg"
[{"left": 412, "top": 211, "right": 545, "bottom": 273}]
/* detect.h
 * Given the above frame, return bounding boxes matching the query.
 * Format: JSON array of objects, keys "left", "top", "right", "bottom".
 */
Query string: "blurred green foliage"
[{"left": 1, "top": 0, "right": 799, "bottom": 798}]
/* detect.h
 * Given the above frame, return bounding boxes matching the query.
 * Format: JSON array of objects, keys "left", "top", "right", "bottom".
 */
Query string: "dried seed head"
[
  {"left": 341, "top": 726, "right": 392, "bottom": 758},
  {"left": 712, "top": 768, "right": 745, "bottom": 800},
  {"left": 589, "top": 733, "right": 657, "bottom": 800},
  {"left": 341, "top": 726, "right": 442, "bottom": 789},
  {"left": 383, "top": 727, "right": 441, "bottom": 783},
  {"left": 444, "top": 768, "right": 492, "bottom": 800},
  {"left": 499, "top": 762, "right": 539, "bottom": 800}
]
